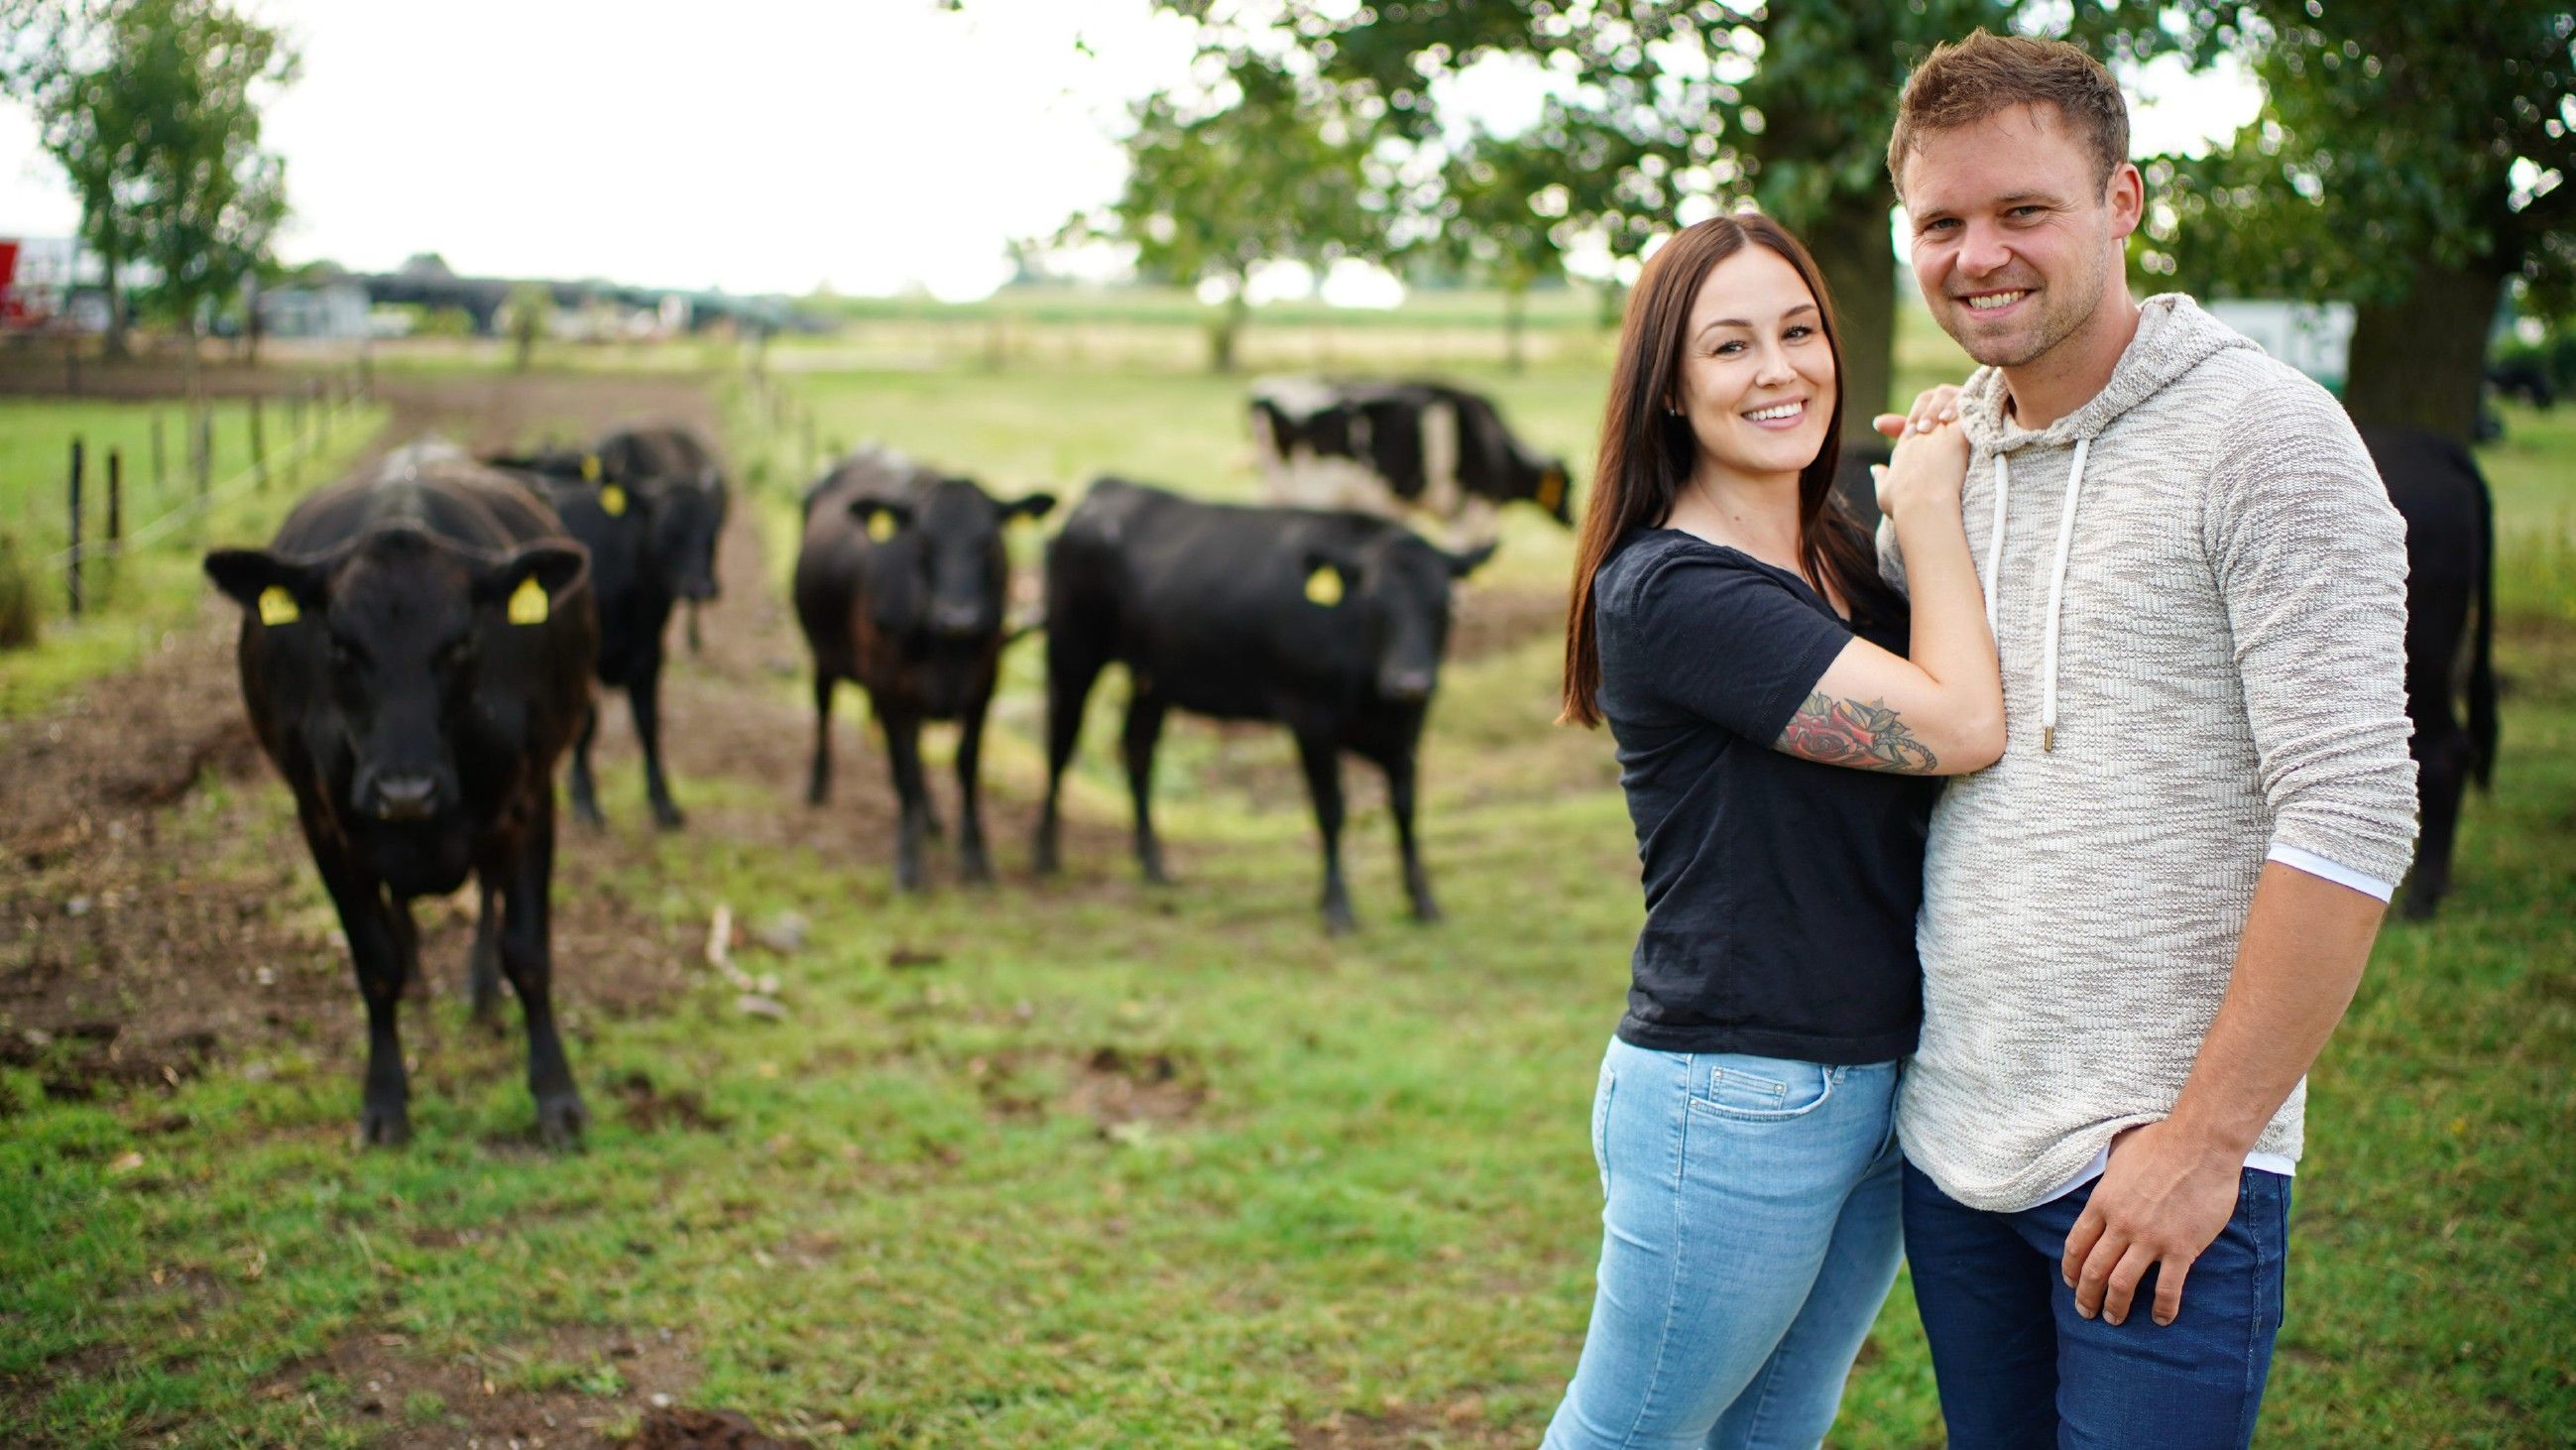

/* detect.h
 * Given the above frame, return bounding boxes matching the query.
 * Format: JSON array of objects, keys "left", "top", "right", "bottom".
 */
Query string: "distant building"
[
  {"left": 2201, "top": 300, "right": 2355, "bottom": 391},
  {"left": 256, "top": 267, "right": 374, "bottom": 338}
]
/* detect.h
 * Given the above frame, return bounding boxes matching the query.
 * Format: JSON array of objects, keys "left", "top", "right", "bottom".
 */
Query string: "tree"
[
  {"left": 3, "top": 0, "right": 295, "bottom": 357},
  {"left": 1070, "top": 60, "right": 1387, "bottom": 371},
  {"left": 1157, "top": 1, "right": 2172, "bottom": 440},
  {"left": 1423, "top": 122, "right": 1577, "bottom": 371},
  {"left": 2143, "top": 5, "right": 2574, "bottom": 445}
]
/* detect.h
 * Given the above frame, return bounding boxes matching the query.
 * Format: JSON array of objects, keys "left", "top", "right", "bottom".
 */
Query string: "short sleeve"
[{"left": 1629, "top": 551, "right": 1855, "bottom": 742}]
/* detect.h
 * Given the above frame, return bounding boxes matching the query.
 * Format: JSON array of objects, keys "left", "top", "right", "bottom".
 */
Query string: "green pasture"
[
  {"left": 0, "top": 393, "right": 388, "bottom": 718},
  {"left": 1, "top": 345, "right": 2568, "bottom": 1445}
]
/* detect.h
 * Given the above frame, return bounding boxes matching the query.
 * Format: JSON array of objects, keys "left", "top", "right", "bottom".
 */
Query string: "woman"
[{"left": 1545, "top": 213, "right": 1999, "bottom": 1449}]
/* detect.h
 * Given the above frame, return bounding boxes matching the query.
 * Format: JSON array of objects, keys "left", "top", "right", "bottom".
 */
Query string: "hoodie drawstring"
[
  {"left": 1983, "top": 453, "right": 2012, "bottom": 639},
  {"left": 2038, "top": 437, "right": 2090, "bottom": 753}
]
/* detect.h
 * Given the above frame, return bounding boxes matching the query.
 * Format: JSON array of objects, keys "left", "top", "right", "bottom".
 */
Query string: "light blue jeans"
[{"left": 1543, "top": 1036, "right": 1905, "bottom": 1450}]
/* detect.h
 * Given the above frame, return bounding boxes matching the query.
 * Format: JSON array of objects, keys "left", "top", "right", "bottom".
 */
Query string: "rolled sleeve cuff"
[{"left": 2267, "top": 842, "right": 2396, "bottom": 903}]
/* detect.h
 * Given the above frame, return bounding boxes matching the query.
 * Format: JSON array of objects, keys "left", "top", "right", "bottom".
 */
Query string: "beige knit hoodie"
[{"left": 1884, "top": 294, "right": 2418, "bottom": 1213}]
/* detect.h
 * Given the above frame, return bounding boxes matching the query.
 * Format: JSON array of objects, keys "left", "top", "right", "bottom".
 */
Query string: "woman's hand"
[
  {"left": 1871, "top": 383, "right": 1963, "bottom": 440},
  {"left": 1871, "top": 414, "right": 1969, "bottom": 524}
]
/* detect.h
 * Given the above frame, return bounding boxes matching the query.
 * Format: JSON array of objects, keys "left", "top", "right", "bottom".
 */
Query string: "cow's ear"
[
  {"left": 472, "top": 543, "right": 588, "bottom": 621},
  {"left": 849, "top": 498, "right": 913, "bottom": 543},
  {"left": 1444, "top": 541, "right": 1499, "bottom": 578},
  {"left": 205, "top": 548, "right": 330, "bottom": 622},
  {"left": 1003, "top": 492, "right": 1057, "bottom": 522}
]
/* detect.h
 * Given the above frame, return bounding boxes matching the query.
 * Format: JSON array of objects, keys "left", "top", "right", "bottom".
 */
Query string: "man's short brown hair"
[{"left": 1887, "top": 30, "right": 2130, "bottom": 199}]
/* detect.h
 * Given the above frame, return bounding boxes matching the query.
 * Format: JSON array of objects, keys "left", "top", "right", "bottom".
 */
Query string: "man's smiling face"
[{"left": 1901, "top": 101, "right": 2141, "bottom": 371}]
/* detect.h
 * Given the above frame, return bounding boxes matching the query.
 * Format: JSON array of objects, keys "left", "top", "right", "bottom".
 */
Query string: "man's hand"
[
  {"left": 2061, "top": 1121, "right": 2244, "bottom": 1327},
  {"left": 1872, "top": 382, "right": 1964, "bottom": 441}
]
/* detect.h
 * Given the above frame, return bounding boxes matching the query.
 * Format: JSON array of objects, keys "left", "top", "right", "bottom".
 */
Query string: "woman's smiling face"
[{"left": 1674, "top": 243, "right": 1836, "bottom": 480}]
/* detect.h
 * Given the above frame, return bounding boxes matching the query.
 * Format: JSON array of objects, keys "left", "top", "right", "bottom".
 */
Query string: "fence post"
[
  {"left": 151, "top": 414, "right": 168, "bottom": 501},
  {"left": 66, "top": 439, "right": 84, "bottom": 618},
  {"left": 194, "top": 409, "right": 213, "bottom": 504},
  {"left": 250, "top": 395, "right": 268, "bottom": 490},
  {"left": 107, "top": 448, "right": 122, "bottom": 546}
]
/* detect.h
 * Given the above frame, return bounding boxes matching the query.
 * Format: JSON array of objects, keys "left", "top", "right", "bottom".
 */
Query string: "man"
[{"left": 1872, "top": 31, "right": 2418, "bottom": 1448}]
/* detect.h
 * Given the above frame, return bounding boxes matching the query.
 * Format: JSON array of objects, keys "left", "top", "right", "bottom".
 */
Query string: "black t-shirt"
[{"left": 1591, "top": 529, "right": 1934, "bottom": 1064}]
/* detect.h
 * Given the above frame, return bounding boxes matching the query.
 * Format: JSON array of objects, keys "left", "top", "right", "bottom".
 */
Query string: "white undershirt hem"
[{"left": 2267, "top": 842, "right": 2397, "bottom": 902}]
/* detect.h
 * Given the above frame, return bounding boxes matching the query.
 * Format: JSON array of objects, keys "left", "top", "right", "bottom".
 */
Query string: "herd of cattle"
[{"left": 193, "top": 380, "right": 2499, "bottom": 1147}]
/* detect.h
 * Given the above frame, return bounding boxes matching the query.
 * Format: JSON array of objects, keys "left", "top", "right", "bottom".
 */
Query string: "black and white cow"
[
  {"left": 1249, "top": 378, "right": 1572, "bottom": 546},
  {"left": 204, "top": 442, "right": 598, "bottom": 1148},
  {"left": 794, "top": 446, "right": 1054, "bottom": 891},
  {"left": 1035, "top": 477, "right": 1493, "bottom": 932}
]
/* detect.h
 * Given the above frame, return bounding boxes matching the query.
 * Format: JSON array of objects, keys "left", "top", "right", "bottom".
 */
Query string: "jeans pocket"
[
  {"left": 1590, "top": 1059, "right": 1618, "bottom": 1198},
  {"left": 1691, "top": 1052, "right": 1836, "bottom": 1121}
]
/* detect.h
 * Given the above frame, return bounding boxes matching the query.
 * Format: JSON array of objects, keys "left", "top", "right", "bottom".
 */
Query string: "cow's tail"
[{"left": 2467, "top": 445, "right": 2499, "bottom": 790}]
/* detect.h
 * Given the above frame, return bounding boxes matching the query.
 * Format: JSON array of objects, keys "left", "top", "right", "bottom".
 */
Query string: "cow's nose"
[
  {"left": 371, "top": 775, "right": 439, "bottom": 821},
  {"left": 929, "top": 602, "right": 983, "bottom": 637},
  {"left": 1380, "top": 669, "right": 1436, "bottom": 702}
]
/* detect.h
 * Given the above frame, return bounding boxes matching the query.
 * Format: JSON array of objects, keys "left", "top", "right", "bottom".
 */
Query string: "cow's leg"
[
  {"left": 630, "top": 662, "right": 684, "bottom": 830},
  {"left": 1451, "top": 495, "right": 1499, "bottom": 554},
  {"left": 1122, "top": 689, "right": 1172, "bottom": 885},
  {"left": 955, "top": 693, "right": 995, "bottom": 884},
  {"left": 495, "top": 802, "right": 585, "bottom": 1148},
  {"left": 311, "top": 845, "right": 411, "bottom": 1147},
  {"left": 567, "top": 700, "right": 605, "bottom": 829},
  {"left": 1036, "top": 643, "right": 1108, "bottom": 876},
  {"left": 882, "top": 707, "right": 933, "bottom": 893},
  {"left": 806, "top": 673, "right": 836, "bottom": 805},
  {"left": 467, "top": 875, "right": 508, "bottom": 1032},
  {"left": 1293, "top": 728, "right": 1355, "bottom": 934},
  {"left": 1380, "top": 746, "right": 1441, "bottom": 923},
  {"left": 2405, "top": 727, "right": 2471, "bottom": 919}
]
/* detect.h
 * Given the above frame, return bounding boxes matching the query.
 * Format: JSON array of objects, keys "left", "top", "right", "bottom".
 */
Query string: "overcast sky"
[{"left": 0, "top": 1, "right": 2259, "bottom": 302}]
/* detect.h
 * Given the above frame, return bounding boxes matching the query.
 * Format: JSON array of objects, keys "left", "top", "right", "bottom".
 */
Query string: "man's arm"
[
  {"left": 2064, "top": 378, "right": 2416, "bottom": 1328},
  {"left": 2061, "top": 863, "right": 2386, "bottom": 1326}
]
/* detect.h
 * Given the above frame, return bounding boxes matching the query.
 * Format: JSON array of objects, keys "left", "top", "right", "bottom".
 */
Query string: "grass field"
[{"left": 0, "top": 330, "right": 2568, "bottom": 1446}]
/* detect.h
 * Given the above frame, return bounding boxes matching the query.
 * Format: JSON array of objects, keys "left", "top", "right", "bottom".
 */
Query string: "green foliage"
[
  {"left": 5, "top": 0, "right": 296, "bottom": 343},
  {"left": 2144, "top": 5, "right": 2574, "bottom": 318}
]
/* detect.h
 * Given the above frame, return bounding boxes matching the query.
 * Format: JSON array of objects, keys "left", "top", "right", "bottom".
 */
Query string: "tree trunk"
[
  {"left": 1208, "top": 287, "right": 1248, "bottom": 374},
  {"left": 2342, "top": 262, "right": 2506, "bottom": 447},
  {"left": 102, "top": 254, "right": 129, "bottom": 360},
  {"left": 1803, "top": 188, "right": 1898, "bottom": 448},
  {"left": 1503, "top": 283, "right": 1528, "bottom": 373}
]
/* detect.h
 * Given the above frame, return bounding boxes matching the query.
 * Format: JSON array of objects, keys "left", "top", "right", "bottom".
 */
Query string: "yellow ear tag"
[
  {"left": 599, "top": 484, "right": 628, "bottom": 517},
  {"left": 1305, "top": 565, "right": 1344, "bottom": 607},
  {"left": 867, "top": 511, "right": 896, "bottom": 544},
  {"left": 257, "top": 586, "right": 300, "bottom": 625},
  {"left": 1537, "top": 473, "right": 1565, "bottom": 512},
  {"left": 507, "top": 575, "right": 550, "bottom": 626},
  {"left": 580, "top": 453, "right": 602, "bottom": 483}
]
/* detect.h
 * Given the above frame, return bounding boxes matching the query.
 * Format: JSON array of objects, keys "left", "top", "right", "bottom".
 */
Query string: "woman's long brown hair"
[{"left": 1559, "top": 212, "right": 1882, "bottom": 727}]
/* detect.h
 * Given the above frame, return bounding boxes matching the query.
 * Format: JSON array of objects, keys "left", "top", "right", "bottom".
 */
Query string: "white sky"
[{"left": 0, "top": 2, "right": 2259, "bottom": 302}]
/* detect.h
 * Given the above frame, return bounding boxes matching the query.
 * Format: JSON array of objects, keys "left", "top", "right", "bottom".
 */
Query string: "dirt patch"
[
  {"left": 1291, "top": 1396, "right": 1527, "bottom": 1448},
  {"left": 611, "top": 1069, "right": 730, "bottom": 1134},
  {"left": 624, "top": 1405, "right": 812, "bottom": 1449},
  {"left": 967, "top": 1043, "right": 1211, "bottom": 1133},
  {"left": 257, "top": 1322, "right": 727, "bottom": 1448},
  {"left": 1449, "top": 578, "right": 1566, "bottom": 664}
]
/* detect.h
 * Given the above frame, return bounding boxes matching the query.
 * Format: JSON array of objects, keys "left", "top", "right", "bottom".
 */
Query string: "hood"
[
  {"left": 1954, "top": 295, "right": 2260, "bottom": 756},
  {"left": 1955, "top": 294, "right": 2258, "bottom": 454}
]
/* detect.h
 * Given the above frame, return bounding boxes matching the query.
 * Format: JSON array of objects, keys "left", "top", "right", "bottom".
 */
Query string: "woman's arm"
[{"left": 1773, "top": 415, "right": 2002, "bottom": 776}]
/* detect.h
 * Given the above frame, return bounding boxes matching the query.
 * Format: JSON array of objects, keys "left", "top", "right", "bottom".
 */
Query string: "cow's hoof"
[
  {"left": 1411, "top": 900, "right": 1445, "bottom": 925},
  {"left": 1323, "top": 907, "right": 1357, "bottom": 936},
  {"left": 358, "top": 1104, "right": 411, "bottom": 1148},
  {"left": 536, "top": 1093, "right": 588, "bottom": 1151},
  {"left": 960, "top": 852, "right": 995, "bottom": 886},
  {"left": 894, "top": 864, "right": 928, "bottom": 895},
  {"left": 1031, "top": 846, "right": 1060, "bottom": 877},
  {"left": 805, "top": 781, "right": 830, "bottom": 807},
  {"left": 651, "top": 800, "right": 686, "bottom": 831},
  {"left": 572, "top": 800, "right": 607, "bottom": 830}
]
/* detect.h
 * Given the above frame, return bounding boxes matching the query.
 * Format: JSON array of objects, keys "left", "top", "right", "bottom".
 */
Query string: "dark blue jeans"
[{"left": 1903, "top": 1159, "right": 2291, "bottom": 1449}]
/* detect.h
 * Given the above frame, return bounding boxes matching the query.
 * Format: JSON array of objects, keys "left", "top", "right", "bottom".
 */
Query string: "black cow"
[
  {"left": 1250, "top": 378, "right": 1572, "bottom": 545},
  {"left": 2364, "top": 427, "right": 2499, "bottom": 919},
  {"left": 204, "top": 442, "right": 598, "bottom": 1147},
  {"left": 794, "top": 446, "right": 1055, "bottom": 890},
  {"left": 1035, "top": 478, "right": 1494, "bottom": 932},
  {"left": 2487, "top": 360, "right": 2555, "bottom": 411},
  {"left": 485, "top": 425, "right": 726, "bottom": 829}
]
